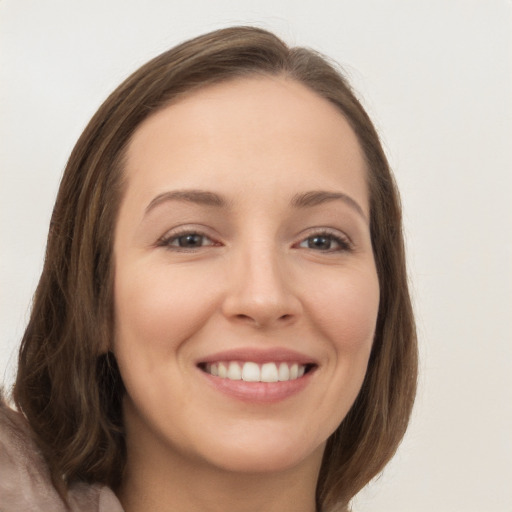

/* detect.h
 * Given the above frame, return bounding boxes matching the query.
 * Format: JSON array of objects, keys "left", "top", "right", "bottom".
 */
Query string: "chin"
[{"left": 197, "top": 431, "right": 326, "bottom": 475}]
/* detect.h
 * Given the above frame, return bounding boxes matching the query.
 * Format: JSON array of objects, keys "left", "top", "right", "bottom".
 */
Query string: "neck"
[{"left": 117, "top": 434, "right": 323, "bottom": 512}]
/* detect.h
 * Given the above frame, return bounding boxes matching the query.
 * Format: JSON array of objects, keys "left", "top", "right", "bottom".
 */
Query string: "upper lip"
[{"left": 197, "top": 347, "right": 318, "bottom": 366}]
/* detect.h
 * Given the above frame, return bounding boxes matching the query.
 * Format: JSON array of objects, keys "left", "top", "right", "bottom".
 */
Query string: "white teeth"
[
  {"left": 204, "top": 361, "right": 308, "bottom": 382},
  {"left": 242, "top": 362, "right": 260, "bottom": 382},
  {"left": 261, "top": 363, "right": 279, "bottom": 382},
  {"left": 278, "top": 362, "right": 290, "bottom": 381},
  {"left": 227, "top": 361, "right": 242, "bottom": 380},
  {"left": 218, "top": 362, "right": 228, "bottom": 378}
]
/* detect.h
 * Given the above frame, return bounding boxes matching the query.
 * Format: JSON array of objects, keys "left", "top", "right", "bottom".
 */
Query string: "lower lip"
[{"left": 199, "top": 369, "right": 314, "bottom": 404}]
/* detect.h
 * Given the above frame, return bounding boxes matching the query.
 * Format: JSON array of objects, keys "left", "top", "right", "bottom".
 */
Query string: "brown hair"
[{"left": 13, "top": 26, "right": 417, "bottom": 511}]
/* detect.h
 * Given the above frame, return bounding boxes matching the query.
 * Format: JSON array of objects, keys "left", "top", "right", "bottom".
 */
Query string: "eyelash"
[
  {"left": 156, "top": 228, "right": 353, "bottom": 253},
  {"left": 295, "top": 230, "right": 353, "bottom": 253},
  {"left": 156, "top": 228, "right": 220, "bottom": 252}
]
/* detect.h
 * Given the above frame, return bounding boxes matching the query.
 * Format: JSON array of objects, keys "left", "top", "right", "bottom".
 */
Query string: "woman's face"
[{"left": 113, "top": 76, "right": 380, "bottom": 476}]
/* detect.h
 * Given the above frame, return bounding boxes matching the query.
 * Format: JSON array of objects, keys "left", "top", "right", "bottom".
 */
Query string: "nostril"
[
  {"left": 233, "top": 312, "right": 295, "bottom": 327},
  {"left": 235, "top": 314, "right": 253, "bottom": 321}
]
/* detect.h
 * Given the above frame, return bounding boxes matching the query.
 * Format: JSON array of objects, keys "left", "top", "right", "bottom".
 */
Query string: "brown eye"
[
  {"left": 298, "top": 232, "right": 351, "bottom": 252},
  {"left": 158, "top": 231, "right": 218, "bottom": 250},
  {"left": 306, "top": 235, "right": 333, "bottom": 250},
  {"left": 175, "top": 233, "right": 206, "bottom": 247}
]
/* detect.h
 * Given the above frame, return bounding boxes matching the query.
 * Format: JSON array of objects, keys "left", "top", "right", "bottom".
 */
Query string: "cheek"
[
  {"left": 308, "top": 266, "right": 380, "bottom": 354},
  {"left": 113, "top": 263, "right": 221, "bottom": 358},
  {"left": 297, "top": 264, "right": 379, "bottom": 445}
]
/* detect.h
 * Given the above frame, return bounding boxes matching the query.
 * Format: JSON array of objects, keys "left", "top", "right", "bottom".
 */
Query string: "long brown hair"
[{"left": 14, "top": 26, "right": 417, "bottom": 511}]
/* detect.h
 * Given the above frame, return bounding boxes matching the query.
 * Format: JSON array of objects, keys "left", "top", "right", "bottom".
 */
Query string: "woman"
[{"left": 1, "top": 26, "right": 417, "bottom": 512}]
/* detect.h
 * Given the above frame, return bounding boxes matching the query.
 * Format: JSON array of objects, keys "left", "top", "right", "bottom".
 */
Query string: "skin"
[{"left": 113, "top": 76, "right": 380, "bottom": 512}]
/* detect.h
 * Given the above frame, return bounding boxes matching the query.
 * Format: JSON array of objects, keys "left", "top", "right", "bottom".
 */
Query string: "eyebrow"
[
  {"left": 144, "top": 188, "right": 367, "bottom": 220},
  {"left": 291, "top": 190, "right": 367, "bottom": 221},
  {"left": 145, "top": 189, "right": 229, "bottom": 214}
]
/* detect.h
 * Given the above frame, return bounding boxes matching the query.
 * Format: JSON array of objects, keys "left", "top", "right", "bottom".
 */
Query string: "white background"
[{"left": 1, "top": 1, "right": 511, "bottom": 511}]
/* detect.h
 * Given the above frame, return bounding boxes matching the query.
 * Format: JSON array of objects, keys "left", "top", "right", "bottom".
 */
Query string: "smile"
[{"left": 201, "top": 361, "right": 313, "bottom": 382}]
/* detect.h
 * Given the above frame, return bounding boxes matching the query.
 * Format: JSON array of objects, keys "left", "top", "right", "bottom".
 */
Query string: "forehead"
[{"left": 123, "top": 76, "right": 368, "bottom": 214}]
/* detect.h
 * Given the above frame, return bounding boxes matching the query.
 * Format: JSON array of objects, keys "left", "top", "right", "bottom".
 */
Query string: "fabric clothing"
[{"left": 0, "top": 401, "right": 124, "bottom": 512}]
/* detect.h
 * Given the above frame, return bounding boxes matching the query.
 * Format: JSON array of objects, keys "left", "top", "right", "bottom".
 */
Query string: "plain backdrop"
[{"left": 1, "top": 1, "right": 511, "bottom": 511}]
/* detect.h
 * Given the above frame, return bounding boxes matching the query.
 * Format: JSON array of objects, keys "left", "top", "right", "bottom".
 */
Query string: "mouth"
[
  {"left": 198, "top": 361, "right": 317, "bottom": 383},
  {"left": 196, "top": 349, "right": 318, "bottom": 403}
]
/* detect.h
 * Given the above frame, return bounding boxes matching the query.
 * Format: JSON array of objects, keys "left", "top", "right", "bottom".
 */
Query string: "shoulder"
[{"left": 0, "top": 396, "right": 123, "bottom": 512}]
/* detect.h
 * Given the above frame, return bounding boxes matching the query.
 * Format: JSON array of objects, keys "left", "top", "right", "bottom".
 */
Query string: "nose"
[{"left": 221, "top": 244, "right": 302, "bottom": 329}]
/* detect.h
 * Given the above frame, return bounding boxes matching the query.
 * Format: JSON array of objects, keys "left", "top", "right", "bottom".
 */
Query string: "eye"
[
  {"left": 157, "top": 230, "right": 219, "bottom": 251},
  {"left": 297, "top": 231, "right": 352, "bottom": 252}
]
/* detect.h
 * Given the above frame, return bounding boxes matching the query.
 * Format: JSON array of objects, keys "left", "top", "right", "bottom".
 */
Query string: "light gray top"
[{"left": 0, "top": 401, "right": 124, "bottom": 512}]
